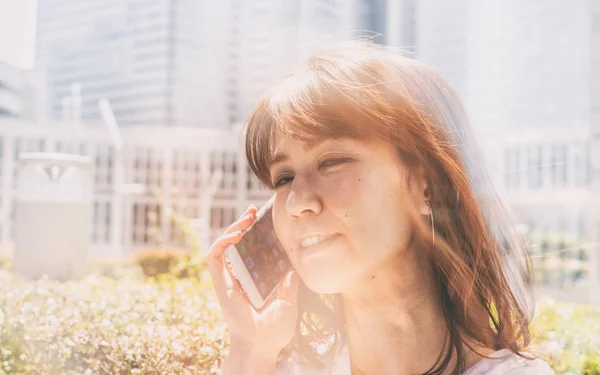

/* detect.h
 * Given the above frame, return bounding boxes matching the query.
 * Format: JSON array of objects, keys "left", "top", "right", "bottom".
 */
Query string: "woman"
[{"left": 207, "top": 41, "right": 554, "bottom": 374}]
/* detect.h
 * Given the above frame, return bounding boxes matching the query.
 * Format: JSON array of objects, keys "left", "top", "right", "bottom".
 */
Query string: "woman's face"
[{"left": 269, "top": 131, "right": 428, "bottom": 294}]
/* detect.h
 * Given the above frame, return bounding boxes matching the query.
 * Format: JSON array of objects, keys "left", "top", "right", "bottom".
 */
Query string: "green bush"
[
  {"left": 133, "top": 201, "right": 207, "bottom": 281},
  {"left": 531, "top": 297, "right": 600, "bottom": 374},
  {"left": 133, "top": 249, "right": 187, "bottom": 278},
  {"left": 132, "top": 249, "right": 208, "bottom": 280},
  {"left": 0, "top": 266, "right": 599, "bottom": 374},
  {"left": 0, "top": 269, "right": 227, "bottom": 375},
  {"left": 582, "top": 357, "right": 600, "bottom": 375},
  {"left": 86, "top": 256, "right": 144, "bottom": 280}
]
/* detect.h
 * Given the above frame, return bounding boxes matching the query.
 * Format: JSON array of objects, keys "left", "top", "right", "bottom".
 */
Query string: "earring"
[{"left": 427, "top": 201, "right": 435, "bottom": 246}]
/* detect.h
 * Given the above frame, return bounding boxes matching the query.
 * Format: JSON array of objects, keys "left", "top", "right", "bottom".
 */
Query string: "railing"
[{"left": 479, "top": 128, "right": 598, "bottom": 303}]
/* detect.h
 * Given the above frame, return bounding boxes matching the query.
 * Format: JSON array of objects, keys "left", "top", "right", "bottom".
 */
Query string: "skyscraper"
[
  {"left": 36, "top": 0, "right": 228, "bottom": 127},
  {"left": 37, "top": 0, "right": 371, "bottom": 127},
  {"left": 227, "top": 0, "right": 363, "bottom": 122},
  {"left": 353, "top": 0, "right": 386, "bottom": 45},
  {"left": 416, "top": 0, "right": 592, "bottom": 133},
  {"left": 0, "top": 61, "right": 47, "bottom": 120},
  {"left": 415, "top": 0, "right": 468, "bottom": 102},
  {"left": 0, "top": 61, "right": 22, "bottom": 117}
]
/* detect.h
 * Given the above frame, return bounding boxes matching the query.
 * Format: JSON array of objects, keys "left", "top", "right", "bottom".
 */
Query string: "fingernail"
[{"left": 283, "top": 271, "right": 293, "bottom": 285}]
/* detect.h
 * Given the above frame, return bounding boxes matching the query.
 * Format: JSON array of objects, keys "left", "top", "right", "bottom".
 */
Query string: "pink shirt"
[
  {"left": 463, "top": 349, "right": 554, "bottom": 375},
  {"left": 275, "top": 348, "right": 555, "bottom": 374}
]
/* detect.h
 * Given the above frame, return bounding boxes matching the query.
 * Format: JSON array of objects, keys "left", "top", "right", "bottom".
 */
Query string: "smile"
[
  {"left": 297, "top": 233, "right": 341, "bottom": 258},
  {"left": 300, "top": 233, "right": 337, "bottom": 248}
]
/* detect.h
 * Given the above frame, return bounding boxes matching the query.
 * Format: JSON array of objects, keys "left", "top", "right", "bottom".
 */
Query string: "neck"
[{"left": 341, "top": 246, "right": 449, "bottom": 375}]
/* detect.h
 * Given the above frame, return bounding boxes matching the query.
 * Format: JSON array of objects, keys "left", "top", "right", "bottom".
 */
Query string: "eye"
[
  {"left": 273, "top": 175, "right": 293, "bottom": 188},
  {"left": 319, "top": 157, "right": 351, "bottom": 169}
]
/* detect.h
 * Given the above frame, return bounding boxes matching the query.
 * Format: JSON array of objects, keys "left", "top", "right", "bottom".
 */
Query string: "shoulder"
[
  {"left": 274, "top": 345, "right": 350, "bottom": 375},
  {"left": 276, "top": 348, "right": 555, "bottom": 375},
  {"left": 464, "top": 349, "right": 555, "bottom": 375},
  {"left": 274, "top": 357, "right": 329, "bottom": 375},
  {"left": 274, "top": 353, "right": 324, "bottom": 375},
  {"left": 501, "top": 357, "right": 554, "bottom": 375}
]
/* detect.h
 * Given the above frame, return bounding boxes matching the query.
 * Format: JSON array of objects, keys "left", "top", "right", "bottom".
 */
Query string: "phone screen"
[{"left": 235, "top": 207, "right": 293, "bottom": 299}]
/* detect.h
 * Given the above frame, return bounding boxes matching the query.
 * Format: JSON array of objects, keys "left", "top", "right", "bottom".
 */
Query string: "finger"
[
  {"left": 224, "top": 205, "right": 258, "bottom": 235},
  {"left": 206, "top": 230, "right": 243, "bottom": 259},
  {"left": 209, "top": 261, "right": 248, "bottom": 309},
  {"left": 206, "top": 238, "right": 243, "bottom": 298},
  {"left": 205, "top": 231, "right": 242, "bottom": 293},
  {"left": 224, "top": 213, "right": 255, "bottom": 236},
  {"left": 219, "top": 255, "right": 236, "bottom": 290}
]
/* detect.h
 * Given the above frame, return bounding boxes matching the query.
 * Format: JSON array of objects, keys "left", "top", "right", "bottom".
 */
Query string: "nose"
[{"left": 285, "top": 176, "right": 323, "bottom": 219}]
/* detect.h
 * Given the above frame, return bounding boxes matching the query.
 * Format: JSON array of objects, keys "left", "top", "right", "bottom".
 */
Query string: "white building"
[
  {"left": 589, "top": 0, "right": 600, "bottom": 303},
  {"left": 481, "top": 129, "right": 591, "bottom": 237},
  {"left": 0, "top": 118, "right": 269, "bottom": 255},
  {"left": 411, "top": 0, "right": 600, "bottom": 301},
  {"left": 415, "top": 0, "right": 597, "bottom": 232},
  {"left": 0, "top": 61, "right": 47, "bottom": 120},
  {"left": 471, "top": 1, "right": 596, "bottom": 240},
  {"left": 36, "top": 0, "right": 229, "bottom": 127}
]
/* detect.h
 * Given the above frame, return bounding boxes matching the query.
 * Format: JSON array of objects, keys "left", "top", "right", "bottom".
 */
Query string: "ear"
[{"left": 410, "top": 166, "right": 431, "bottom": 216}]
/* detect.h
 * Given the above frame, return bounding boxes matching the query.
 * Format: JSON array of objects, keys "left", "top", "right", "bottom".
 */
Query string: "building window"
[
  {"left": 527, "top": 144, "right": 543, "bottom": 189},
  {"left": 574, "top": 142, "right": 590, "bottom": 186},
  {"left": 0, "top": 81, "right": 18, "bottom": 94},
  {"left": 551, "top": 143, "right": 567, "bottom": 188},
  {"left": 504, "top": 146, "right": 520, "bottom": 190}
]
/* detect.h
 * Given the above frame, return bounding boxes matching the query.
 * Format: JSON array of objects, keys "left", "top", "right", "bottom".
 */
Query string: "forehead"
[
  {"left": 271, "top": 128, "right": 323, "bottom": 152},
  {"left": 269, "top": 128, "right": 396, "bottom": 169},
  {"left": 270, "top": 127, "right": 366, "bottom": 156}
]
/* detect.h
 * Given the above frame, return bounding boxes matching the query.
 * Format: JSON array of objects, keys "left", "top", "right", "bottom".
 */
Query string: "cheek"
[
  {"left": 319, "top": 167, "right": 370, "bottom": 208},
  {"left": 272, "top": 200, "right": 299, "bottom": 262},
  {"left": 376, "top": 187, "right": 413, "bottom": 254},
  {"left": 346, "top": 171, "right": 412, "bottom": 257}
]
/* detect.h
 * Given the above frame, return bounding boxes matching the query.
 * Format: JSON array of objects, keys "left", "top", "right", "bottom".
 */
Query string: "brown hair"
[{"left": 244, "top": 40, "right": 535, "bottom": 374}]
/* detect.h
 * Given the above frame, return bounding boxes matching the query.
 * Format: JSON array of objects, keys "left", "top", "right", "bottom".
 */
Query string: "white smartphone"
[{"left": 225, "top": 196, "right": 293, "bottom": 310}]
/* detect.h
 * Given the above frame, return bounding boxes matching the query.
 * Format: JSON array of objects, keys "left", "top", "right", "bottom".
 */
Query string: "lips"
[
  {"left": 297, "top": 233, "right": 340, "bottom": 256},
  {"left": 300, "top": 233, "right": 338, "bottom": 249}
]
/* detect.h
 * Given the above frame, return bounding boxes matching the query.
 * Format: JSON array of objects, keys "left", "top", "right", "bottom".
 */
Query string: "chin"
[
  {"left": 299, "top": 268, "right": 349, "bottom": 295},
  {"left": 292, "top": 239, "right": 352, "bottom": 294}
]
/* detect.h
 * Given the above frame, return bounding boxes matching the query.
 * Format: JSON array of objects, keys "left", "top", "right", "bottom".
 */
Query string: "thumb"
[{"left": 277, "top": 270, "right": 300, "bottom": 307}]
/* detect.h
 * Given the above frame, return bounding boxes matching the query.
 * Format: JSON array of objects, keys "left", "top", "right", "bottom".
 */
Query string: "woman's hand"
[{"left": 206, "top": 205, "right": 300, "bottom": 368}]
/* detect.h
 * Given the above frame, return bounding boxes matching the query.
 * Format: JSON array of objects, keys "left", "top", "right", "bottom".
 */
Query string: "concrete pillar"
[
  {"left": 161, "top": 146, "right": 173, "bottom": 246},
  {"left": 111, "top": 149, "right": 124, "bottom": 256},
  {"left": 236, "top": 127, "right": 248, "bottom": 218},
  {"left": 1, "top": 135, "right": 14, "bottom": 247},
  {"left": 589, "top": 0, "right": 600, "bottom": 304},
  {"left": 14, "top": 153, "right": 92, "bottom": 280}
]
